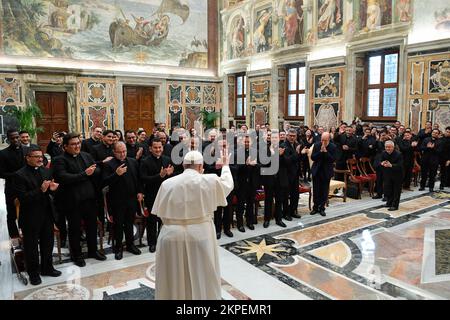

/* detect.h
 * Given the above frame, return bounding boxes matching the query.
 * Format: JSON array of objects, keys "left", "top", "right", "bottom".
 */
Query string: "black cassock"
[
  {"left": 12, "top": 165, "right": 56, "bottom": 277},
  {"left": 380, "top": 150, "right": 403, "bottom": 209}
]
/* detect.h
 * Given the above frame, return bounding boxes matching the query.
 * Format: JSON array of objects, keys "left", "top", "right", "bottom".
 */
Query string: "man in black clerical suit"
[
  {"left": 380, "top": 141, "right": 403, "bottom": 211},
  {"left": 204, "top": 138, "right": 234, "bottom": 239},
  {"left": 52, "top": 133, "right": 106, "bottom": 267},
  {"left": 12, "top": 146, "right": 62, "bottom": 285},
  {"left": 102, "top": 142, "right": 144, "bottom": 260},
  {"left": 261, "top": 132, "right": 288, "bottom": 228},
  {"left": 125, "top": 130, "right": 145, "bottom": 160},
  {"left": 140, "top": 138, "right": 175, "bottom": 253},
  {"left": 398, "top": 132, "right": 418, "bottom": 190},
  {"left": 91, "top": 130, "right": 114, "bottom": 164},
  {"left": 441, "top": 127, "right": 450, "bottom": 189},
  {"left": 46, "top": 131, "right": 65, "bottom": 160},
  {"left": 233, "top": 135, "right": 260, "bottom": 232},
  {"left": 311, "top": 133, "right": 337, "bottom": 217},
  {"left": 334, "top": 126, "right": 358, "bottom": 174},
  {"left": 81, "top": 127, "right": 103, "bottom": 155},
  {"left": 420, "top": 129, "right": 442, "bottom": 192},
  {"left": 282, "top": 129, "right": 302, "bottom": 220},
  {"left": 0, "top": 129, "right": 26, "bottom": 238}
]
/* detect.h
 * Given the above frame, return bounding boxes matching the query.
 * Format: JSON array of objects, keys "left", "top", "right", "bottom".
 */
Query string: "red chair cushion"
[
  {"left": 255, "top": 192, "right": 265, "bottom": 201},
  {"left": 299, "top": 186, "right": 311, "bottom": 193},
  {"left": 232, "top": 195, "right": 238, "bottom": 205}
]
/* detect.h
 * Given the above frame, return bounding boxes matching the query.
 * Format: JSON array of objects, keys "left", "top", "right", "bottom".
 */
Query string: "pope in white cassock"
[{"left": 151, "top": 150, "right": 234, "bottom": 300}]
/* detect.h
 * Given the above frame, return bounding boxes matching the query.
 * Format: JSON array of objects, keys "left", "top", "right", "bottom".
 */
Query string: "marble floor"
[{"left": 1, "top": 180, "right": 449, "bottom": 300}]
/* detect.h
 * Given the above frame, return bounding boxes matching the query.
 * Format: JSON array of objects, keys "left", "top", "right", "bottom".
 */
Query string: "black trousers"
[
  {"left": 56, "top": 209, "right": 67, "bottom": 244},
  {"left": 111, "top": 199, "right": 137, "bottom": 251},
  {"left": 403, "top": 163, "right": 413, "bottom": 188},
  {"left": 313, "top": 174, "right": 331, "bottom": 211},
  {"left": 440, "top": 162, "right": 449, "bottom": 188},
  {"left": 22, "top": 216, "right": 54, "bottom": 276},
  {"left": 384, "top": 174, "right": 402, "bottom": 208},
  {"left": 66, "top": 199, "right": 98, "bottom": 258},
  {"left": 146, "top": 214, "right": 162, "bottom": 246},
  {"left": 5, "top": 194, "right": 20, "bottom": 238},
  {"left": 420, "top": 160, "right": 439, "bottom": 190},
  {"left": 288, "top": 178, "right": 299, "bottom": 216},
  {"left": 236, "top": 187, "right": 255, "bottom": 227},
  {"left": 375, "top": 166, "right": 384, "bottom": 196},
  {"left": 214, "top": 195, "right": 232, "bottom": 233}
]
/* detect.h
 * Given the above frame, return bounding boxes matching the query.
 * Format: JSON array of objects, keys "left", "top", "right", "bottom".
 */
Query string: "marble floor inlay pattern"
[{"left": 3, "top": 187, "right": 450, "bottom": 300}]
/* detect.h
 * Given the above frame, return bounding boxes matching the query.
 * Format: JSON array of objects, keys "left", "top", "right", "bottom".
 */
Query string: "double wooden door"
[
  {"left": 123, "top": 86, "right": 155, "bottom": 133},
  {"left": 35, "top": 91, "right": 68, "bottom": 151}
]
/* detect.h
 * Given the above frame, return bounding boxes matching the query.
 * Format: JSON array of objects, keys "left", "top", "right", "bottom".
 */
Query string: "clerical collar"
[{"left": 27, "top": 164, "right": 40, "bottom": 170}]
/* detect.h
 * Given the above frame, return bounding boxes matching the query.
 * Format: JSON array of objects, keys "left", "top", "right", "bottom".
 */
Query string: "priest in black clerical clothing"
[
  {"left": 102, "top": 142, "right": 144, "bottom": 260},
  {"left": 282, "top": 129, "right": 302, "bottom": 220},
  {"left": 81, "top": 127, "right": 103, "bottom": 155},
  {"left": 311, "top": 133, "right": 336, "bottom": 217},
  {"left": 140, "top": 138, "right": 175, "bottom": 253},
  {"left": 420, "top": 129, "right": 442, "bottom": 192},
  {"left": 125, "top": 130, "right": 145, "bottom": 160},
  {"left": 52, "top": 133, "right": 106, "bottom": 267},
  {"left": 0, "top": 129, "right": 26, "bottom": 238},
  {"left": 12, "top": 146, "right": 62, "bottom": 285},
  {"left": 380, "top": 140, "right": 404, "bottom": 211}
]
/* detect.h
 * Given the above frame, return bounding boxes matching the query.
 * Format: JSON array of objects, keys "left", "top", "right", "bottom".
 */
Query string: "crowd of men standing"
[{"left": 1, "top": 119, "right": 449, "bottom": 286}]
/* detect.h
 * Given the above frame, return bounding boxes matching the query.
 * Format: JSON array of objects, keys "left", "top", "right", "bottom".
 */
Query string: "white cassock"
[{"left": 152, "top": 164, "right": 234, "bottom": 300}]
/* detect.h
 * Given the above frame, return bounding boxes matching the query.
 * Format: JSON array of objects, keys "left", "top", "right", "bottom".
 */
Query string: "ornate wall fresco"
[
  {"left": 253, "top": 6, "right": 273, "bottom": 53},
  {"left": 76, "top": 77, "right": 118, "bottom": 138},
  {"left": 317, "top": 0, "right": 343, "bottom": 39},
  {"left": 277, "top": 0, "right": 304, "bottom": 47},
  {"left": 1, "top": 0, "right": 209, "bottom": 68},
  {"left": 0, "top": 74, "right": 23, "bottom": 141},
  {"left": 409, "top": 0, "right": 450, "bottom": 44},
  {"left": 248, "top": 75, "right": 271, "bottom": 128},
  {"left": 166, "top": 81, "right": 222, "bottom": 130},
  {"left": 407, "top": 53, "right": 450, "bottom": 132},
  {"left": 309, "top": 66, "right": 345, "bottom": 130}
]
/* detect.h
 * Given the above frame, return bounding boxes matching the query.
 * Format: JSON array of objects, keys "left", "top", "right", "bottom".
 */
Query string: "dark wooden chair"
[
  {"left": 347, "top": 158, "right": 373, "bottom": 199},
  {"left": 359, "top": 157, "right": 377, "bottom": 196}
]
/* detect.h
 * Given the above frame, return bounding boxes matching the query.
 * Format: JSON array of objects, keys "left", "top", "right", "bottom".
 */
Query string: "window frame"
[
  {"left": 285, "top": 64, "right": 306, "bottom": 120},
  {"left": 363, "top": 48, "right": 400, "bottom": 121},
  {"left": 234, "top": 73, "right": 247, "bottom": 120}
]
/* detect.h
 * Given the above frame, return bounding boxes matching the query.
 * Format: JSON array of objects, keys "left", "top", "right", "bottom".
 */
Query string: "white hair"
[{"left": 385, "top": 140, "right": 395, "bottom": 147}]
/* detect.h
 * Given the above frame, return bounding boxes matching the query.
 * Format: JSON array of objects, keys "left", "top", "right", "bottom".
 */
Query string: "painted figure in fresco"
[
  {"left": 318, "top": 0, "right": 341, "bottom": 33},
  {"left": 284, "top": 0, "right": 304, "bottom": 46},
  {"left": 133, "top": 15, "right": 150, "bottom": 37},
  {"left": 231, "top": 16, "right": 245, "bottom": 59},
  {"left": 396, "top": 0, "right": 411, "bottom": 22},
  {"left": 254, "top": 10, "right": 272, "bottom": 53},
  {"left": 366, "top": 0, "right": 382, "bottom": 31}
]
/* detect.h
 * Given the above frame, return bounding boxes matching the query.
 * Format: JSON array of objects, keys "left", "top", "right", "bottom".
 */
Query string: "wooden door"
[
  {"left": 123, "top": 86, "right": 155, "bottom": 132},
  {"left": 35, "top": 91, "right": 68, "bottom": 151}
]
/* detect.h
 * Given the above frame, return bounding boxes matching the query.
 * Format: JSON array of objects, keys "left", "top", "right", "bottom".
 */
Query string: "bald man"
[{"left": 311, "top": 132, "right": 337, "bottom": 217}]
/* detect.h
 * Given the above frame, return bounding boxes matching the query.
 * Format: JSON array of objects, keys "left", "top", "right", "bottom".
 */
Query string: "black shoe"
[
  {"left": 319, "top": 210, "right": 326, "bottom": 217},
  {"left": 149, "top": 245, "right": 156, "bottom": 253},
  {"left": 73, "top": 257, "right": 86, "bottom": 268},
  {"left": 237, "top": 226, "right": 245, "bottom": 233},
  {"left": 372, "top": 195, "right": 382, "bottom": 199},
  {"left": 29, "top": 274, "right": 42, "bottom": 286},
  {"left": 275, "top": 220, "right": 287, "bottom": 228},
  {"left": 382, "top": 197, "right": 387, "bottom": 202},
  {"left": 263, "top": 221, "right": 270, "bottom": 228},
  {"left": 246, "top": 224, "right": 255, "bottom": 230},
  {"left": 224, "top": 230, "right": 233, "bottom": 237},
  {"left": 388, "top": 207, "right": 398, "bottom": 211},
  {"left": 127, "top": 245, "right": 141, "bottom": 255},
  {"left": 216, "top": 232, "right": 221, "bottom": 240},
  {"left": 310, "top": 209, "right": 318, "bottom": 215},
  {"left": 291, "top": 213, "right": 301, "bottom": 219},
  {"left": 88, "top": 251, "right": 107, "bottom": 261},
  {"left": 41, "top": 269, "right": 62, "bottom": 277},
  {"left": 115, "top": 251, "right": 123, "bottom": 260},
  {"left": 283, "top": 215, "right": 293, "bottom": 221},
  {"left": 60, "top": 239, "right": 66, "bottom": 248},
  {"left": 440, "top": 185, "right": 445, "bottom": 190},
  {"left": 419, "top": 187, "right": 425, "bottom": 191}
]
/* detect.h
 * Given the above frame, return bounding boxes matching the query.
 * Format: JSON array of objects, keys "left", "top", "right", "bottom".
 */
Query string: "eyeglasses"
[{"left": 69, "top": 142, "right": 81, "bottom": 146}]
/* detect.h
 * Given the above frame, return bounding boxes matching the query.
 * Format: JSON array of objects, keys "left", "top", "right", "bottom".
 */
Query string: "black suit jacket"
[
  {"left": 52, "top": 151, "right": 100, "bottom": 208},
  {"left": 13, "top": 166, "right": 56, "bottom": 228},
  {"left": 91, "top": 143, "right": 113, "bottom": 164},
  {"left": 81, "top": 137, "right": 100, "bottom": 156},
  {"left": 311, "top": 142, "right": 337, "bottom": 180},
  {"left": 282, "top": 141, "right": 300, "bottom": 181},
  {"left": 0, "top": 144, "right": 26, "bottom": 196},
  {"left": 140, "top": 154, "right": 173, "bottom": 209},
  {"left": 102, "top": 157, "right": 143, "bottom": 208},
  {"left": 380, "top": 150, "right": 403, "bottom": 178}
]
